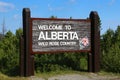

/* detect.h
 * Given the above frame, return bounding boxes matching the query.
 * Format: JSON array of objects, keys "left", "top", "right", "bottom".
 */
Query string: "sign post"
[
  {"left": 90, "top": 11, "right": 100, "bottom": 72},
  {"left": 20, "top": 8, "right": 34, "bottom": 77},
  {"left": 20, "top": 8, "right": 100, "bottom": 77}
]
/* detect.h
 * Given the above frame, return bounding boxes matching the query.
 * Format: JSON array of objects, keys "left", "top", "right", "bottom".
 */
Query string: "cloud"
[
  {"left": 48, "top": 4, "right": 64, "bottom": 11},
  {"left": 109, "top": 0, "right": 116, "bottom": 5},
  {"left": 48, "top": 4, "right": 53, "bottom": 11},
  {"left": 0, "top": 1, "right": 15, "bottom": 12},
  {"left": 70, "top": 0, "right": 76, "bottom": 3},
  {"left": 13, "top": 14, "right": 20, "bottom": 20},
  {"left": 68, "top": 0, "right": 76, "bottom": 4}
]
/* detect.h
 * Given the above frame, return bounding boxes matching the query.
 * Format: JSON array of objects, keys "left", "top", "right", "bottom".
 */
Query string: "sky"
[{"left": 0, "top": 0, "right": 120, "bottom": 34}]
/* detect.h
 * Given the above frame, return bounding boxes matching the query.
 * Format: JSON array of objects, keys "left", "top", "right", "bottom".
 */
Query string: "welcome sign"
[
  {"left": 31, "top": 18, "right": 91, "bottom": 53},
  {"left": 20, "top": 8, "right": 100, "bottom": 76}
]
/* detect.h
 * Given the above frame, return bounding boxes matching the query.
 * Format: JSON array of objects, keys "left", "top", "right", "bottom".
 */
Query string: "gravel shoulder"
[{"left": 30, "top": 72, "right": 120, "bottom": 80}]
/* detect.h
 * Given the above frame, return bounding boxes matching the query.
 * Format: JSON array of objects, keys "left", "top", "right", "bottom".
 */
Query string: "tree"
[
  {"left": 0, "top": 28, "right": 23, "bottom": 76},
  {"left": 101, "top": 28, "right": 114, "bottom": 53},
  {"left": 50, "top": 15, "right": 57, "bottom": 19},
  {"left": 101, "top": 26, "right": 120, "bottom": 73},
  {"left": 1, "top": 18, "right": 7, "bottom": 36},
  {"left": 15, "top": 28, "right": 23, "bottom": 51},
  {"left": 114, "top": 26, "right": 120, "bottom": 43},
  {"left": 0, "top": 34, "right": 4, "bottom": 40}
]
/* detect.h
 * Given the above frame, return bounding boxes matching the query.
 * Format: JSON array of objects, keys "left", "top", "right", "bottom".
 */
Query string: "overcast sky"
[{"left": 0, "top": 0, "right": 120, "bottom": 34}]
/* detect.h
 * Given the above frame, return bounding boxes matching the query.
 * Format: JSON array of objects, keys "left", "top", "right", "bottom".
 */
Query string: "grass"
[
  {"left": 35, "top": 70, "right": 120, "bottom": 79},
  {"left": 98, "top": 70, "right": 120, "bottom": 76},
  {"left": 35, "top": 70, "right": 82, "bottom": 79},
  {"left": 0, "top": 72, "right": 28, "bottom": 80}
]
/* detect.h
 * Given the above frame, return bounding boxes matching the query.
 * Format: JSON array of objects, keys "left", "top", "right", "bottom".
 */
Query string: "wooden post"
[
  {"left": 90, "top": 11, "right": 100, "bottom": 72},
  {"left": 23, "top": 8, "right": 34, "bottom": 76},
  {"left": 20, "top": 35, "right": 24, "bottom": 76},
  {"left": 88, "top": 53, "right": 92, "bottom": 72}
]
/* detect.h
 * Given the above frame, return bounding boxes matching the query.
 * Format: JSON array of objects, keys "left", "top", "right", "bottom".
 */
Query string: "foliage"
[
  {"left": 50, "top": 15, "right": 57, "bottom": 19},
  {"left": 1, "top": 25, "right": 120, "bottom": 76},
  {"left": 101, "top": 26, "right": 120, "bottom": 73},
  {"left": 0, "top": 27, "right": 87, "bottom": 75},
  {"left": 0, "top": 28, "right": 22, "bottom": 76},
  {"left": 35, "top": 53, "right": 87, "bottom": 73},
  {"left": 0, "top": 72, "right": 28, "bottom": 80}
]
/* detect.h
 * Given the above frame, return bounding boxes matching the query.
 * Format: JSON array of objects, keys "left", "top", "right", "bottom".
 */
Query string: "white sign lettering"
[{"left": 38, "top": 31, "right": 78, "bottom": 40}]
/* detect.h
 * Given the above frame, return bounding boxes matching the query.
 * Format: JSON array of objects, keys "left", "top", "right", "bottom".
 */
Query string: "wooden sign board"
[
  {"left": 30, "top": 18, "right": 91, "bottom": 53},
  {"left": 20, "top": 8, "right": 100, "bottom": 77}
]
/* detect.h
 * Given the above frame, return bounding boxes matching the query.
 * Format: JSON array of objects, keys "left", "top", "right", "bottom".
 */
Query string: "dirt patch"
[{"left": 30, "top": 73, "right": 120, "bottom": 80}]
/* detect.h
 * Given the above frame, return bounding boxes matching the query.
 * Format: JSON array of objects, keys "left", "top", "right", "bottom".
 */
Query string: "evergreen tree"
[{"left": 101, "top": 26, "right": 120, "bottom": 73}]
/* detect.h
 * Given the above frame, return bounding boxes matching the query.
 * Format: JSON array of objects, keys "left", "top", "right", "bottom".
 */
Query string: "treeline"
[
  {"left": 101, "top": 26, "right": 120, "bottom": 73},
  {"left": 0, "top": 28, "right": 22, "bottom": 76},
  {"left": 0, "top": 26, "right": 120, "bottom": 76},
  {"left": 0, "top": 28, "right": 87, "bottom": 76}
]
